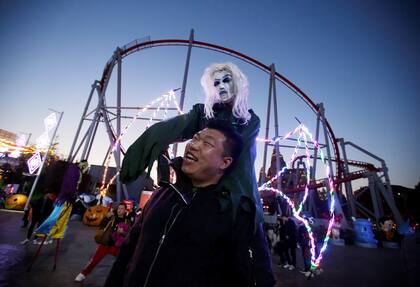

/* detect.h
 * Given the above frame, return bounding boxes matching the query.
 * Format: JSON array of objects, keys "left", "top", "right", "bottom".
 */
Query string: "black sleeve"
[
  {"left": 233, "top": 198, "right": 276, "bottom": 287},
  {"left": 104, "top": 188, "right": 162, "bottom": 287},
  {"left": 251, "top": 223, "right": 277, "bottom": 287}
]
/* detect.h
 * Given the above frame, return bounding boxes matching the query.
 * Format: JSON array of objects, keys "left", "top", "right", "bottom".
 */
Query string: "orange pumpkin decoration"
[
  {"left": 5, "top": 194, "right": 28, "bottom": 210},
  {"left": 83, "top": 205, "right": 110, "bottom": 226}
]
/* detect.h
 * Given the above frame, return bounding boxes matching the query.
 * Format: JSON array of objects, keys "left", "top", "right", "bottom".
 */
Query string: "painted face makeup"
[{"left": 213, "top": 70, "right": 235, "bottom": 104}]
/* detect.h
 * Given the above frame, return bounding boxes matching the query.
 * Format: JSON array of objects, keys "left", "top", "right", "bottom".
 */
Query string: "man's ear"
[{"left": 220, "top": 156, "right": 233, "bottom": 171}]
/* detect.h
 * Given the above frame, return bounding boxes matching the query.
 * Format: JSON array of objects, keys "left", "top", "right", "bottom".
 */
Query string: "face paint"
[{"left": 213, "top": 70, "right": 235, "bottom": 103}]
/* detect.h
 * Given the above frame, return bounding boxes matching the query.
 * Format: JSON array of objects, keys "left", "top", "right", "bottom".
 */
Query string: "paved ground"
[{"left": 0, "top": 209, "right": 418, "bottom": 287}]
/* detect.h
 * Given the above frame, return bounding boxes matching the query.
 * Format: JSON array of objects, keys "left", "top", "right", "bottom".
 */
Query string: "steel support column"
[
  {"left": 173, "top": 29, "right": 194, "bottom": 157},
  {"left": 80, "top": 93, "right": 102, "bottom": 161},
  {"left": 260, "top": 66, "right": 273, "bottom": 185},
  {"left": 270, "top": 64, "right": 285, "bottom": 215},
  {"left": 115, "top": 48, "right": 126, "bottom": 202},
  {"left": 367, "top": 172, "right": 381, "bottom": 221},
  {"left": 68, "top": 81, "right": 97, "bottom": 161},
  {"left": 337, "top": 138, "right": 357, "bottom": 217},
  {"left": 319, "top": 103, "right": 348, "bottom": 228},
  {"left": 373, "top": 173, "right": 403, "bottom": 225}
]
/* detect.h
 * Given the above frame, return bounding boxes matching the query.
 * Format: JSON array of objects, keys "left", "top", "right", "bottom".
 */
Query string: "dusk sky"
[{"left": 0, "top": 0, "right": 419, "bottom": 190}]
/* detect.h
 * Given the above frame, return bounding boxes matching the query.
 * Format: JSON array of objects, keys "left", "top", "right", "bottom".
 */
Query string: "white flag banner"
[
  {"left": 27, "top": 152, "right": 42, "bottom": 174},
  {"left": 44, "top": 112, "right": 57, "bottom": 132},
  {"left": 36, "top": 131, "right": 50, "bottom": 149}
]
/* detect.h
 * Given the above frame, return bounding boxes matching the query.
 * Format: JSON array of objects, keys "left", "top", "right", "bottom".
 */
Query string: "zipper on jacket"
[
  {"left": 143, "top": 204, "right": 184, "bottom": 287},
  {"left": 169, "top": 183, "right": 190, "bottom": 205},
  {"left": 249, "top": 247, "right": 257, "bottom": 286}
]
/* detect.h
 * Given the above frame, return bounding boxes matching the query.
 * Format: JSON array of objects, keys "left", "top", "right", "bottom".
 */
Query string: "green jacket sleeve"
[
  {"left": 221, "top": 110, "right": 263, "bottom": 221},
  {"left": 120, "top": 104, "right": 204, "bottom": 183}
]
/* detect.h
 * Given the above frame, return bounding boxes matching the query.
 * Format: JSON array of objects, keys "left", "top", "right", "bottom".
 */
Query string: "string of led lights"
[
  {"left": 99, "top": 90, "right": 183, "bottom": 197},
  {"left": 257, "top": 124, "right": 336, "bottom": 271},
  {"left": 96, "top": 94, "right": 335, "bottom": 270}
]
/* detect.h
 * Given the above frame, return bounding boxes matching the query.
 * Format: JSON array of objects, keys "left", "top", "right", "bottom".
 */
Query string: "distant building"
[
  {"left": 0, "top": 129, "right": 17, "bottom": 142},
  {"left": 0, "top": 129, "right": 34, "bottom": 157}
]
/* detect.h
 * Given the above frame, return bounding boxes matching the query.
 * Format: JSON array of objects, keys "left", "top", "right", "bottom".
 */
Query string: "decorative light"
[
  {"left": 15, "top": 134, "right": 26, "bottom": 146},
  {"left": 9, "top": 134, "right": 27, "bottom": 158},
  {"left": 258, "top": 124, "right": 336, "bottom": 271},
  {"left": 99, "top": 90, "right": 183, "bottom": 197}
]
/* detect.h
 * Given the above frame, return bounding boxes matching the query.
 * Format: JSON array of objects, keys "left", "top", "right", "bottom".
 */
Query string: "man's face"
[
  {"left": 213, "top": 70, "right": 235, "bottom": 104},
  {"left": 182, "top": 128, "right": 232, "bottom": 187},
  {"left": 116, "top": 204, "right": 127, "bottom": 217}
]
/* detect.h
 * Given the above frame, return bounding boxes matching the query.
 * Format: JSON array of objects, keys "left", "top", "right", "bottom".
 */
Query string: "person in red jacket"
[{"left": 74, "top": 202, "right": 131, "bottom": 282}]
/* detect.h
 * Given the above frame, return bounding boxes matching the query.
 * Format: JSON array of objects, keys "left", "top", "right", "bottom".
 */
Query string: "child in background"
[{"left": 111, "top": 221, "right": 130, "bottom": 247}]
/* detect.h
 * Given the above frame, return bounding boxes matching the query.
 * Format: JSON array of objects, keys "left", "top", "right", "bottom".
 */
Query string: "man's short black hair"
[
  {"left": 117, "top": 202, "right": 127, "bottom": 209},
  {"left": 205, "top": 118, "right": 243, "bottom": 165}
]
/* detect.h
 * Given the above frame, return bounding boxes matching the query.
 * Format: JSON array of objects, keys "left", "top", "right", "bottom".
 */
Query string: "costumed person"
[
  {"left": 120, "top": 62, "right": 261, "bottom": 221},
  {"left": 20, "top": 191, "right": 56, "bottom": 245},
  {"left": 25, "top": 161, "right": 80, "bottom": 271},
  {"left": 70, "top": 160, "right": 92, "bottom": 220},
  {"left": 34, "top": 161, "right": 79, "bottom": 242},
  {"left": 380, "top": 218, "right": 395, "bottom": 241},
  {"left": 20, "top": 161, "right": 70, "bottom": 245},
  {"left": 104, "top": 120, "right": 276, "bottom": 286},
  {"left": 77, "top": 160, "right": 90, "bottom": 189},
  {"left": 118, "top": 62, "right": 273, "bottom": 282},
  {"left": 75, "top": 202, "right": 131, "bottom": 282},
  {"left": 36, "top": 161, "right": 80, "bottom": 239}
]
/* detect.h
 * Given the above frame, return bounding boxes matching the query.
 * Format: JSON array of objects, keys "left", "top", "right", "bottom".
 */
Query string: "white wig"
[{"left": 200, "top": 62, "right": 251, "bottom": 123}]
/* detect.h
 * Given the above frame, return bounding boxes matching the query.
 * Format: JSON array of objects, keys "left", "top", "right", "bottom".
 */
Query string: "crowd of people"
[{"left": 268, "top": 214, "right": 323, "bottom": 279}]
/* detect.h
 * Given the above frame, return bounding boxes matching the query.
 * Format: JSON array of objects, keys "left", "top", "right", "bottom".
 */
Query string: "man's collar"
[{"left": 169, "top": 157, "right": 220, "bottom": 191}]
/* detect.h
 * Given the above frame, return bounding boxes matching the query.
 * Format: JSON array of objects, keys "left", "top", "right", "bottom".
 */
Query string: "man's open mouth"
[{"left": 185, "top": 151, "right": 198, "bottom": 162}]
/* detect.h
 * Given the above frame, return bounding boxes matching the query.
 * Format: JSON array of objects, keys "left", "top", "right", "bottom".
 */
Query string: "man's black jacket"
[{"left": 104, "top": 159, "right": 275, "bottom": 287}]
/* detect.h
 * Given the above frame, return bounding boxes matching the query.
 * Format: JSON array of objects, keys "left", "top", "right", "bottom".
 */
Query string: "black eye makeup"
[
  {"left": 222, "top": 75, "right": 232, "bottom": 83},
  {"left": 213, "top": 80, "right": 220, "bottom": 87}
]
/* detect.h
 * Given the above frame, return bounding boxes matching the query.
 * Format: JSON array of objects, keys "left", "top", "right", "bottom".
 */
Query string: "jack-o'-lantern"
[
  {"left": 83, "top": 205, "right": 109, "bottom": 226},
  {"left": 5, "top": 194, "right": 28, "bottom": 210}
]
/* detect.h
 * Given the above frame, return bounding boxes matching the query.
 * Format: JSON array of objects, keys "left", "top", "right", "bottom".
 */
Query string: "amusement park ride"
[{"left": 67, "top": 29, "right": 403, "bottom": 233}]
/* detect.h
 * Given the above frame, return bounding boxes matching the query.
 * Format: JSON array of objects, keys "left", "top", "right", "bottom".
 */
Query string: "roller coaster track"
[
  {"left": 291, "top": 155, "right": 379, "bottom": 172},
  {"left": 96, "top": 38, "right": 343, "bottom": 179},
  {"left": 279, "top": 155, "right": 381, "bottom": 194}
]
